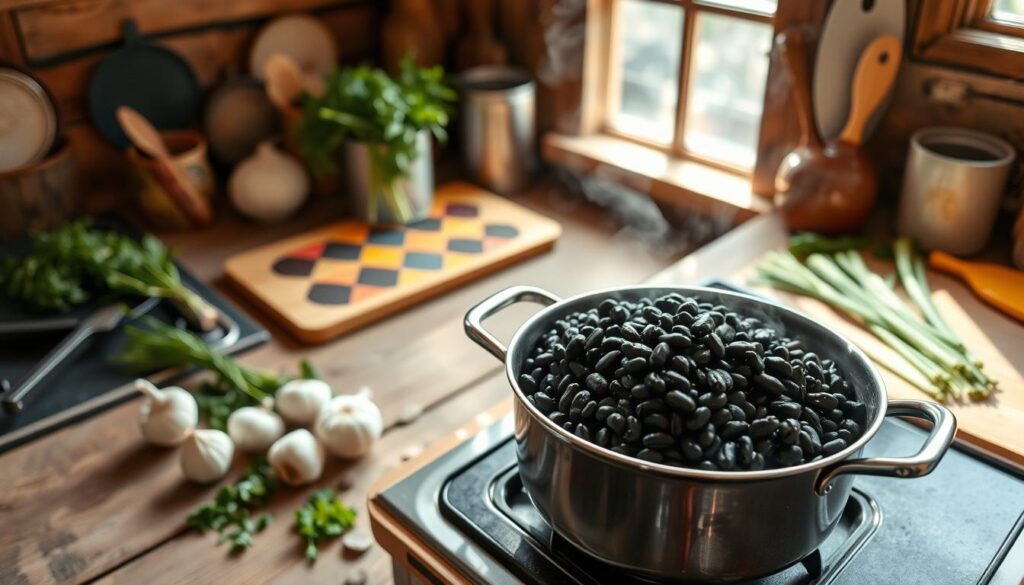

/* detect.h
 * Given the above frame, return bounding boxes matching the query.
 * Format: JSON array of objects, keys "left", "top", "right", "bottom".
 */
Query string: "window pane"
[
  {"left": 683, "top": 13, "right": 771, "bottom": 169},
  {"left": 992, "top": 0, "right": 1024, "bottom": 23},
  {"left": 608, "top": 0, "right": 684, "bottom": 144},
  {"left": 702, "top": 0, "right": 776, "bottom": 15}
]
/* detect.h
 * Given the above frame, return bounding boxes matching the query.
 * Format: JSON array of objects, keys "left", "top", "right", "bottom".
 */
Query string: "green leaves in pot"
[{"left": 297, "top": 57, "right": 456, "bottom": 223}]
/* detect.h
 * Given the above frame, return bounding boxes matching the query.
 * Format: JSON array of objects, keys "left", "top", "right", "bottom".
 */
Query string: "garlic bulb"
[
  {"left": 315, "top": 390, "right": 383, "bottom": 459},
  {"left": 275, "top": 379, "right": 332, "bottom": 426},
  {"left": 227, "top": 405, "right": 285, "bottom": 453},
  {"left": 135, "top": 379, "right": 198, "bottom": 446},
  {"left": 181, "top": 429, "right": 235, "bottom": 483},
  {"left": 268, "top": 428, "right": 324, "bottom": 486},
  {"left": 228, "top": 141, "right": 309, "bottom": 223}
]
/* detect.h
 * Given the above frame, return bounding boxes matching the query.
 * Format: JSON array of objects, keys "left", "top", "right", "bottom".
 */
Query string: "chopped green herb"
[
  {"left": 787, "top": 232, "right": 868, "bottom": 257},
  {"left": 187, "top": 460, "right": 278, "bottom": 553},
  {"left": 299, "top": 359, "right": 321, "bottom": 380},
  {"left": 295, "top": 489, "right": 357, "bottom": 562}
]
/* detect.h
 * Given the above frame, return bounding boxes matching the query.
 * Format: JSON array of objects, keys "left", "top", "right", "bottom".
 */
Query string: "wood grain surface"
[{"left": 0, "top": 183, "right": 679, "bottom": 584}]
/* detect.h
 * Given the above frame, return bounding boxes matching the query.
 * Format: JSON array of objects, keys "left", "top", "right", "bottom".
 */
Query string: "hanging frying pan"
[
  {"left": 812, "top": 0, "right": 905, "bottom": 143},
  {"left": 88, "top": 20, "right": 201, "bottom": 148}
]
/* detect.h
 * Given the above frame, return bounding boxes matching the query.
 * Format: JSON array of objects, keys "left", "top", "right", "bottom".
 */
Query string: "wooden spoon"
[
  {"left": 116, "top": 106, "right": 212, "bottom": 227},
  {"left": 930, "top": 251, "right": 1024, "bottom": 322},
  {"left": 264, "top": 53, "right": 324, "bottom": 110},
  {"left": 775, "top": 35, "right": 902, "bottom": 234}
]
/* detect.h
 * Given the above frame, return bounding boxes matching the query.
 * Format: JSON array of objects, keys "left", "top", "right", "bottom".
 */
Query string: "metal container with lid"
[
  {"left": 465, "top": 285, "right": 956, "bottom": 582},
  {"left": 459, "top": 67, "right": 536, "bottom": 195}
]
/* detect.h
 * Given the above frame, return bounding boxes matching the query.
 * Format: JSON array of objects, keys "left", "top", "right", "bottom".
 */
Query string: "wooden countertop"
[
  {"left": 367, "top": 212, "right": 1024, "bottom": 583},
  {"left": 0, "top": 184, "right": 681, "bottom": 585}
]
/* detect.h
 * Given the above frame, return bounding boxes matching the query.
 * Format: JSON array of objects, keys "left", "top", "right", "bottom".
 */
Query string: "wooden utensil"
[
  {"left": 930, "top": 251, "right": 1024, "bottom": 322},
  {"left": 264, "top": 53, "right": 324, "bottom": 110},
  {"left": 116, "top": 106, "right": 212, "bottom": 227},
  {"left": 775, "top": 34, "right": 901, "bottom": 234}
]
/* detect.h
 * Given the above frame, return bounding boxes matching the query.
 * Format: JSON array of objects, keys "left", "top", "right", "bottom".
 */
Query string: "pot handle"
[
  {"left": 815, "top": 399, "right": 956, "bottom": 495},
  {"left": 464, "top": 286, "right": 562, "bottom": 361}
]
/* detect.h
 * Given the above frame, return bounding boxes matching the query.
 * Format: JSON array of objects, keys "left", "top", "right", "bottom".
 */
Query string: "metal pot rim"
[{"left": 503, "top": 284, "right": 890, "bottom": 482}]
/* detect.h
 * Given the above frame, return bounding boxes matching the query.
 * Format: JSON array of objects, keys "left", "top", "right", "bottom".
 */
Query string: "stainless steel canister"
[
  {"left": 898, "top": 126, "right": 1015, "bottom": 255},
  {"left": 459, "top": 67, "right": 536, "bottom": 195},
  {"left": 465, "top": 285, "right": 956, "bottom": 582},
  {"left": 344, "top": 129, "right": 433, "bottom": 224}
]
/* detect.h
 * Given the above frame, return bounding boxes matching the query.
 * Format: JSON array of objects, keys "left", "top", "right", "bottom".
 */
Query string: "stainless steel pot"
[{"left": 464, "top": 285, "right": 956, "bottom": 582}]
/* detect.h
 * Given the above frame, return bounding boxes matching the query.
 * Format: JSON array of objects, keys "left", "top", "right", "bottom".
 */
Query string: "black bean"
[
  {"left": 669, "top": 355, "right": 690, "bottom": 375},
  {"left": 689, "top": 313, "right": 713, "bottom": 337},
  {"left": 716, "top": 441, "right": 738, "bottom": 470},
  {"left": 711, "top": 408, "right": 732, "bottom": 425},
  {"left": 623, "top": 416, "right": 642, "bottom": 442},
  {"left": 565, "top": 335, "right": 586, "bottom": 359},
  {"left": 659, "top": 333, "right": 691, "bottom": 350},
  {"left": 606, "top": 413, "right": 626, "bottom": 435},
  {"left": 687, "top": 406, "right": 712, "bottom": 430},
  {"left": 575, "top": 424, "right": 591, "bottom": 440},
  {"left": 806, "top": 392, "right": 839, "bottom": 411},
  {"left": 837, "top": 429, "right": 854, "bottom": 443},
  {"left": 651, "top": 342, "right": 671, "bottom": 367},
  {"left": 596, "top": 405, "right": 617, "bottom": 422},
  {"left": 706, "top": 333, "right": 726, "bottom": 359},
  {"left": 726, "top": 341, "right": 758, "bottom": 358},
  {"left": 727, "top": 403, "right": 747, "bottom": 422},
  {"left": 777, "top": 445, "right": 803, "bottom": 466},
  {"left": 840, "top": 419, "right": 861, "bottom": 436},
  {"left": 630, "top": 384, "right": 651, "bottom": 401},
  {"left": 585, "top": 327, "right": 604, "bottom": 350},
  {"left": 595, "top": 350, "right": 621, "bottom": 372},
  {"left": 584, "top": 373, "right": 608, "bottom": 395},
  {"left": 681, "top": 438, "right": 703, "bottom": 461},
  {"left": 840, "top": 401, "right": 867, "bottom": 423},
  {"left": 755, "top": 373, "right": 790, "bottom": 398},
  {"left": 670, "top": 413, "right": 685, "bottom": 437},
  {"left": 581, "top": 400, "right": 598, "bottom": 419},
  {"left": 665, "top": 390, "right": 696, "bottom": 412},
  {"left": 645, "top": 372, "right": 667, "bottom": 395},
  {"left": 730, "top": 372, "right": 748, "bottom": 389},
  {"left": 697, "top": 423, "right": 716, "bottom": 448},
  {"left": 644, "top": 413, "right": 669, "bottom": 431},
  {"left": 572, "top": 389, "right": 592, "bottom": 410},
  {"left": 764, "top": 356, "right": 793, "bottom": 379},
  {"left": 601, "top": 336, "right": 624, "bottom": 352},
  {"left": 737, "top": 436, "right": 754, "bottom": 466},
  {"left": 692, "top": 347, "right": 712, "bottom": 365},
  {"left": 535, "top": 352, "right": 555, "bottom": 367},
  {"left": 595, "top": 427, "right": 611, "bottom": 447},
  {"left": 569, "top": 361, "right": 586, "bottom": 377},
  {"left": 636, "top": 399, "right": 665, "bottom": 418},
  {"left": 749, "top": 416, "right": 780, "bottom": 439},
  {"left": 769, "top": 400, "right": 803, "bottom": 420},
  {"left": 534, "top": 392, "right": 556, "bottom": 413},
  {"left": 636, "top": 448, "right": 664, "bottom": 463},
  {"left": 744, "top": 351, "right": 765, "bottom": 374},
  {"left": 624, "top": 357, "right": 648, "bottom": 374},
  {"left": 699, "top": 392, "right": 728, "bottom": 409},
  {"left": 643, "top": 432, "right": 674, "bottom": 449},
  {"left": 822, "top": 438, "right": 847, "bottom": 456},
  {"left": 519, "top": 374, "right": 538, "bottom": 393},
  {"left": 718, "top": 420, "right": 747, "bottom": 440}
]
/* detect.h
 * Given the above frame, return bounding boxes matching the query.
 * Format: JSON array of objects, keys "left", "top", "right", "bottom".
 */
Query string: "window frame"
[
  {"left": 913, "top": 0, "right": 1024, "bottom": 79},
  {"left": 595, "top": 0, "right": 774, "bottom": 176}
]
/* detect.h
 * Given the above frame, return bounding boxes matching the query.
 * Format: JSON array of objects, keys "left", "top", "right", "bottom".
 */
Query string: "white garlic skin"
[
  {"left": 275, "top": 379, "right": 332, "bottom": 426},
  {"left": 136, "top": 379, "right": 198, "bottom": 447},
  {"left": 227, "top": 406, "right": 285, "bottom": 453},
  {"left": 181, "top": 429, "right": 235, "bottom": 483},
  {"left": 315, "top": 393, "right": 383, "bottom": 459},
  {"left": 268, "top": 428, "right": 324, "bottom": 486}
]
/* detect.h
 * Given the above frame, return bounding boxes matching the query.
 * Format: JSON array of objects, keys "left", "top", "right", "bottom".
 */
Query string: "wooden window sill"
[{"left": 542, "top": 133, "right": 772, "bottom": 223}]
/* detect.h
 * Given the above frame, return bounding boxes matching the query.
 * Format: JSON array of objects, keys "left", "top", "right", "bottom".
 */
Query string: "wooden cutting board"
[{"left": 224, "top": 182, "right": 562, "bottom": 343}]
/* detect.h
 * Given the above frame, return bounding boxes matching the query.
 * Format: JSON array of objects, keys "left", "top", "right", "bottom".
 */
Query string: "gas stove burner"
[
  {"left": 375, "top": 414, "right": 1024, "bottom": 585},
  {"left": 441, "top": 443, "right": 880, "bottom": 585}
]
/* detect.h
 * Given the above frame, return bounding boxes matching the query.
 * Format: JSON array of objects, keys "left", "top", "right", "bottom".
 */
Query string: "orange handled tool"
[{"left": 930, "top": 251, "right": 1024, "bottom": 322}]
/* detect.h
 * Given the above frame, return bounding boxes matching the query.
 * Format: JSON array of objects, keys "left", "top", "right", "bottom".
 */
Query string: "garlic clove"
[
  {"left": 275, "top": 379, "right": 332, "bottom": 426},
  {"left": 181, "top": 428, "right": 235, "bottom": 483},
  {"left": 136, "top": 378, "right": 199, "bottom": 447},
  {"left": 227, "top": 406, "right": 285, "bottom": 454},
  {"left": 268, "top": 428, "right": 324, "bottom": 486},
  {"left": 315, "top": 393, "right": 383, "bottom": 459}
]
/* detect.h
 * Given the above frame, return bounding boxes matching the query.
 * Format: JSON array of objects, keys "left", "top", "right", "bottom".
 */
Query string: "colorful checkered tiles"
[{"left": 270, "top": 202, "right": 521, "bottom": 306}]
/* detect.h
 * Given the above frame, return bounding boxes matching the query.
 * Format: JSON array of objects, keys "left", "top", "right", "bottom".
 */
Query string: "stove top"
[{"left": 377, "top": 415, "right": 1024, "bottom": 585}]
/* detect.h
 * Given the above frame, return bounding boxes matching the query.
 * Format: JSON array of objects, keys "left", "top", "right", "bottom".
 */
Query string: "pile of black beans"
[{"left": 518, "top": 293, "right": 868, "bottom": 471}]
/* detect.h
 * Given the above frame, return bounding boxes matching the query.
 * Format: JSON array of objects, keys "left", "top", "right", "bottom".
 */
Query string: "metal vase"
[
  {"left": 459, "top": 67, "right": 536, "bottom": 195},
  {"left": 344, "top": 130, "right": 434, "bottom": 225}
]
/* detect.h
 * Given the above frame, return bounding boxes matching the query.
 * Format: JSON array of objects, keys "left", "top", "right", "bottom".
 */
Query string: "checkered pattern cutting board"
[{"left": 224, "top": 182, "right": 562, "bottom": 343}]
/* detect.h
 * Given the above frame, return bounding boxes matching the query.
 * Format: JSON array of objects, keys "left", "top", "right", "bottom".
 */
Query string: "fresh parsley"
[
  {"left": 0, "top": 219, "right": 212, "bottom": 322},
  {"left": 295, "top": 489, "right": 357, "bottom": 562},
  {"left": 187, "top": 460, "right": 278, "bottom": 553}
]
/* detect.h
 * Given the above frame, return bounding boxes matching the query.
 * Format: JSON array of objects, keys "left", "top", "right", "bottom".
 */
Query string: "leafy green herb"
[
  {"left": 787, "top": 232, "right": 868, "bottom": 257},
  {"left": 119, "top": 318, "right": 288, "bottom": 430},
  {"left": 295, "top": 489, "right": 357, "bottom": 562},
  {"left": 298, "top": 359, "right": 321, "bottom": 380},
  {"left": 187, "top": 460, "right": 278, "bottom": 553},
  {"left": 298, "top": 57, "right": 456, "bottom": 223},
  {"left": 0, "top": 219, "right": 212, "bottom": 322}
]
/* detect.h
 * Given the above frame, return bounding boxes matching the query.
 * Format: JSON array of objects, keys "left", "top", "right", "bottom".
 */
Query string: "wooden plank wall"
[{"left": 0, "top": 0, "right": 378, "bottom": 211}]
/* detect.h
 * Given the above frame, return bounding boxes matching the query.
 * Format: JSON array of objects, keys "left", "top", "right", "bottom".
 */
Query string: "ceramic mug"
[
  {"left": 127, "top": 130, "right": 215, "bottom": 229},
  {"left": 898, "top": 127, "right": 1015, "bottom": 255}
]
